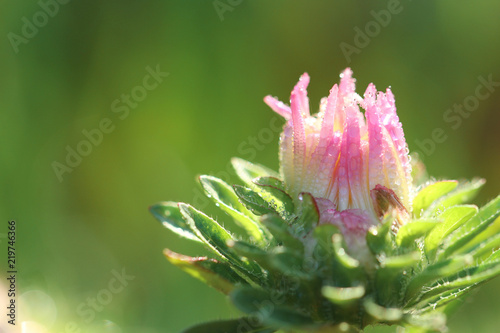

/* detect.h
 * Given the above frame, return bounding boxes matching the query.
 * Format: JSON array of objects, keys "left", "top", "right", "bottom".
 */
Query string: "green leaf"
[
  {"left": 464, "top": 233, "right": 500, "bottom": 261},
  {"left": 232, "top": 157, "right": 279, "bottom": 187},
  {"left": 376, "top": 252, "right": 420, "bottom": 306},
  {"left": 403, "top": 312, "right": 447, "bottom": 332},
  {"left": 364, "top": 298, "right": 402, "bottom": 322},
  {"left": 229, "top": 240, "right": 268, "bottom": 259},
  {"left": 178, "top": 203, "right": 262, "bottom": 280},
  {"left": 439, "top": 195, "right": 500, "bottom": 259},
  {"left": 233, "top": 185, "right": 274, "bottom": 215},
  {"left": 366, "top": 215, "right": 395, "bottom": 256},
  {"left": 253, "top": 176, "right": 286, "bottom": 191},
  {"left": 455, "top": 215, "right": 500, "bottom": 258},
  {"left": 260, "top": 214, "right": 304, "bottom": 252},
  {"left": 413, "top": 181, "right": 458, "bottom": 218},
  {"left": 149, "top": 201, "right": 201, "bottom": 243},
  {"left": 405, "top": 255, "right": 473, "bottom": 302},
  {"left": 428, "top": 178, "right": 485, "bottom": 215},
  {"left": 416, "top": 259, "right": 500, "bottom": 301},
  {"left": 269, "top": 247, "right": 309, "bottom": 279},
  {"left": 413, "top": 286, "right": 473, "bottom": 313},
  {"left": 396, "top": 219, "right": 439, "bottom": 247},
  {"left": 322, "top": 285, "right": 365, "bottom": 305},
  {"left": 424, "top": 205, "right": 478, "bottom": 261},
  {"left": 291, "top": 192, "right": 320, "bottom": 237},
  {"left": 312, "top": 224, "right": 340, "bottom": 272},
  {"left": 332, "top": 234, "right": 360, "bottom": 270},
  {"left": 485, "top": 248, "right": 500, "bottom": 262},
  {"left": 381, "top": 252, "right": 421, "bottom": 269},
  {"left": 230, "top": 287, "right": 315, "bottom": 328},
  {"left": 164, "top": 249, "right": 246, "bottom": 294},
  {"left": 182, "top": 318, "right": 275, "bottom": 333},
  {"left": 199, "top": 175, "right": 267, "bottom": 243}
]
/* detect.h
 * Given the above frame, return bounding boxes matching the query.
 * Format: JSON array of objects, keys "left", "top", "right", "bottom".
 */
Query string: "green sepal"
[
  {"left": 424, "top": 205, "right": 478, "bottom": 261},
  {"left": 251, "top": 178, "right": 295, "bottom": 220},
  {"left": 230, "top": 287, "right": 315, "bottom": 329},
  {"left": 233, "top": 185, "right": 275, "bottom": 215},
  {"left": 178, "top": 203, "right": 263, "bottom": 280},
  {"left": 416, "top": 259, "right": 500, "bottom": 302},
  {"left": 405, "top": 255, "right": 473, "bottom": 303},
  {"left": 463, "top": 232, "right": 500, "bottom": 261},
  {"left": 427, "top": 178, "right": 485, "bottom": 215},
  {"left": 253, "top": 176, "right": 287, "bottom": 192},
  {"left": 149, "top": 201, "right": 201, "bottom": 243},
  {"left": 291, "top": 192, "right": 320, "bottom": 237},
  {"left": 232, "top": 157, "right": 279, "bottom": 187},
  {"left": 395, "top": 219, "right": 439, "bottom": 248},
  {"left": 403, "top": 312, "right": 447, "bottom": 332},
  {"left": 322, "top": 285, "right": 365, "bottom": 306},
  {"left": 439, "top": 195, "right": 500, "bottom": 259},
  {"left": 269, "top": 247, "right": 310, "bottom": 280},
  {"left": 413, "top": 181, "right": 458, "bottom": 218},
  {"left": 199, "top": 175, "right": 268, "bottom": 243},
  {"left": 163, "top": 249, "right": 246, "bottom": 294},
  {"left": 363, "top": 298, "right": 402, "bottom": 322},
  {"left": 412, "top": 286, "right": 472, "bottom": 313},
  {"left": 332, "top": 234, "right": 360, "bottom": 271},
  {"left": 366, "top": 215, "right": 396, "bottom": 256},
  {"left": 312, "top": 224, "right": 341, "bottom": 275},
  {"left": 260, "top": 214, "right": 304, "bottom": 252},
  {"left": 376, "top": 252, "right": 420, "bottom": 306}
]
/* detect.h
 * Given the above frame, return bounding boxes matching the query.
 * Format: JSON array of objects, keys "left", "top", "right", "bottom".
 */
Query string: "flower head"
[{"left": 265, "top": 69, "right": 413, "bottom": 248}]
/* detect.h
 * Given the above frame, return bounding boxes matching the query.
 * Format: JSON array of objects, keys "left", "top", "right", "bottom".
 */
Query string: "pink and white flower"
[{"left": 264, "top": 69, "right": 413, "bottom": 253}]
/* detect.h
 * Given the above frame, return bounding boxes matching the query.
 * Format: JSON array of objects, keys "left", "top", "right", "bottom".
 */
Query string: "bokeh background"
[{"left": 1, "top": 1, "right": 500, "bottom": 332}]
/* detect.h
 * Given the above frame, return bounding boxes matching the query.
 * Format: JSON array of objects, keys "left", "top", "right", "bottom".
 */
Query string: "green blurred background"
[{"left": 1, "top": 1, "right": 499, "bottom": 332}]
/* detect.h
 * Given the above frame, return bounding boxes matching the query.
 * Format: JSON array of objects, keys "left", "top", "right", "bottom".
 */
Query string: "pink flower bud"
[{"left": 265, "top": 69, "right": 413, "bottom": 254}]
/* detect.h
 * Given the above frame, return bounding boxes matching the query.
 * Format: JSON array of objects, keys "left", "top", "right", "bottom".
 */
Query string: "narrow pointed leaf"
[
  {"left": 322, "top": 285, "right": 365, "bottom": 305},
  {"left": 366, "top": 214, "right": 396, "bottom": 256},
  {"left": 178, "top": 203, "right": 262, "bottom": 279},
  {"left": 312, "top": 224, "right": 340, "bottom": 270},
  {"left": 182, "top": 318, "right": 275, "bottom": 333},
  {"left": 150, "top": 201, "right": 201, "bottom": 242},
  {"left": 404, "top": 313, "right": 447, "bottom": 332},
  {"left": 269, "top": 248, "right": 309, "bottom": 279},
  {"left": 199, "top": 175, "right": 267, "bottom": 243},
  {"left": 292, "top": 192, "right": 320, "bottom": 236},
  {"left": 428, "top": 178, "right": 485, "bottom": 215},
  {"left": 232, "top": 157, "right": 279, "bottom": 187},
  {"left": 376, "top": 252, "right": 420, "bottom": 306},
  {"left": 440, "top": 195, "right": 500, "bottom": 259},
  {"left": 332, "top": 234, "right": 360, "bottom": 270},
  {"left": 405, "top": 255, "right": 473, "bottom": 302},
  {"left": 233, "top": 185, "right": 274, "bottom": 215},
  {"left": 252, "top": 182, "right": 295, "bottom": 220},
  {"left": 253, "top": 176, "right": 287, "bottom": 191},
  {"left": 260, "top": 214, "right": 304, "bottom": 252},
  {"left": 381, "top": 252, "right": 421, "bottom": 269},
  {"left": 413, "top": 181, "right": 458, "bottom": 218},
  {"left": 364, "top": 298, "right": 402, "bottom": 322},
  {"left": 164, "top": 249, "right": 246, "bottom": 294},
  {"left": 231, "top": 287, "right": 315, "bottom": 328},
  {"left": 417, "top": 259, "right": 500, "bottom": 301},
  {"left": 396, "top": 219, "right": 439, "bottom": 247},
  {"left": 464, "top": 233, "right": 500, "bottom": 260},
  {"left": 413, "top": 286, "right": 472, "bottom": 312},
  {"left": 425, "top": 205, "right": 477, "bottom": 260}
]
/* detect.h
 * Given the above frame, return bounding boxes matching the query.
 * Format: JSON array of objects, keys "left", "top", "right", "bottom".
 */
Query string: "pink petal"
[
  {"left": 377, "top": 89, "right": 412, "bottom": 185},
  {"left": 263, "top": 95, "right": 292, "bottom": 120},
  {"left": 289, "top": 73, "right": 310, "bottom": 190}
]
